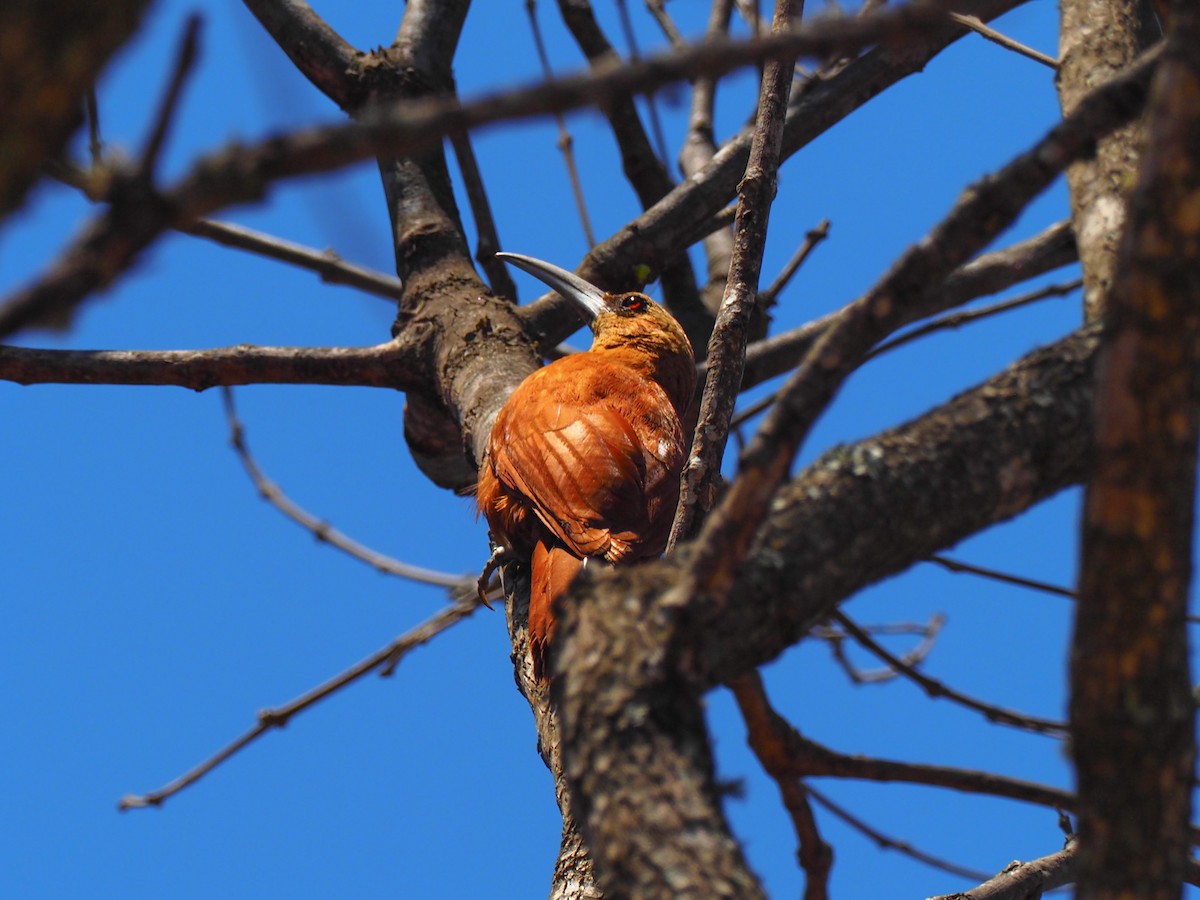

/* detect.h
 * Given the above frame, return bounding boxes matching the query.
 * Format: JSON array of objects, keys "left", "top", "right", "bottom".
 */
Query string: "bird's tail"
[{"left": 530, "top": 539, "right": 584, "bottom": 682}]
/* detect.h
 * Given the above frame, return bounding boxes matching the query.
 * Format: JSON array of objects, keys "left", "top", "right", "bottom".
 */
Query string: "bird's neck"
[{"left": 590, "top": 336, "right": 696, "bottom": 416}]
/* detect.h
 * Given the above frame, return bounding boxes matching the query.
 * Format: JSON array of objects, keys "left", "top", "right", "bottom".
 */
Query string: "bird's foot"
[{"left": 476, "top": 544, "right": 511, "bottom": 609}]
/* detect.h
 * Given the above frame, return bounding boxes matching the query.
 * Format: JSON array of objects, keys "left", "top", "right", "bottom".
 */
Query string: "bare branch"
[
  {"left": 730, "top": 671, "right": 832, "bottom": 899},
  {"left": 184, "top": 219, "right": 405, "bottom": 300},
  {"left": 927, "top": 555, "right": 1076, "bottom": 600},
  {"left": 832, "top": 611, "right": 1068, "bottom": 737},
  {"left": 680, "top": 43, "right": 1159, "bottom": 611},
  {"left": 528, "top": 0, "right": 596, "bottom": 247},
  {"left": 1057, "top": 0, "right": 1154, "bottom": 321},
  {"left": 761, "top": 218, "right": 831, "bottom": 306},
  {"left": 614, "top": 0, "right": 670, "bottom": 165},
  {"left": 139, "top": 14, "right": 202, "bottom": 179},
  {"left": 240, "top": 0, "right": 360, "bottom": 109},
  {"left": 118, "top": 596, "right": 482, "bottom": 811},
  {"left": 220, "top": 387, "right": 476, "bottom": 591},
  {"left": 702, "top": 324, "right": 1100, "bottom": 683},
  {"left": 925, "top": 840, "right": 1078, "bottom": 900},
  {"left": 731, "top": 669, "right": 1054, "bottom": 884},
  {"left": 677, "top": 0, "right": 735, "bottom": 340},
  {"left": 826, "top": 612, "right": 944, "bottom": 685},
  {"left": 0, "top": 342, "right": 423, "bottom": 391},
  {"left": 1072, "top": 8, "right": 1200, "bottom": 891},
  {"left": 865, "top": 278, "right": 1082, "bottom": 360},
  {"left": 0, "top": 5, "right": 974, "bottom": 341},
  {"left": 948, "top": 12, "right": 1058, "bottom": 69},
  {"left": 450, "top": 134, "right": 516, "bottom": 299},
  {"left": 739, "top": 220, "right": 1078, "bottom": 390},
  {"left": 645, "top": 0, "right": 687, "bottom": 49},
  {"left": 670, "top": 0, "right": 804, "bottom": 548},
  {"left": 805, "top": 785, "right": 993, "bottom": 883}
]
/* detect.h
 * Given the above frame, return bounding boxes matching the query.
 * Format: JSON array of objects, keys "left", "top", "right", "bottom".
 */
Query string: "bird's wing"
[{"left": 489, "top": 393, "right": 669, "bottom": 562}]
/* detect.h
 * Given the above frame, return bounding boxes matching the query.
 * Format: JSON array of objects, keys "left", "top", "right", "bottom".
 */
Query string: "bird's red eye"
[{"left": 621, "top": 295, "right": 647, "bottom": 313}]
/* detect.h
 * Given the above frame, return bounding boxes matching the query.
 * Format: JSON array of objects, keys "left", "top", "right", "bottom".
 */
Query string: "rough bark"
[
  {"left": 1070, "top": 4, "right": 1200, "bottom": 895},
  {"left": 1057, "top": 0, "right": 1157, "bottom": 322}
]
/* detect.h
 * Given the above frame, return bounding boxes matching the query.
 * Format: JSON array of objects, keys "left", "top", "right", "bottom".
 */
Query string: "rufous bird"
[{"left": 477, "top": 253, "right": 696, "bottom": 681}]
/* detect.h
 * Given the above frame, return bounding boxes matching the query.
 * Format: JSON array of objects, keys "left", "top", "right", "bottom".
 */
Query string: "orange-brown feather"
[
  {"left": 529, "top": 539, "right": 584, "bottom": 681},
  {"left": 477, "top": 293, "right": 695, "bottom": 681}
]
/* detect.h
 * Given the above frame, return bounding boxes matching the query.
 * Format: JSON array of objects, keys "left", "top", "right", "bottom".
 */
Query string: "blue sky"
[{"left": 3, "top": 2, "right": 1189, "bottom": 898}]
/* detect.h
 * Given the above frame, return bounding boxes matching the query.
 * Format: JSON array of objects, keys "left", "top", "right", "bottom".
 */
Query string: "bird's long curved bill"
[{"left": 496, "top": 252, "right": 607, "bottom": 320}]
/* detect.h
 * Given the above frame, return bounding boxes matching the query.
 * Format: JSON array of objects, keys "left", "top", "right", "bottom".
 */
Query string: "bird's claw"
[{"left": 476, "top": 544, "right": 510, "bottom": 609}]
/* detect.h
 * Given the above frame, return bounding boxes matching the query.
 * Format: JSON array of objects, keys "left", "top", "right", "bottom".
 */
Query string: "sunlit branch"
[
  {"left": 0, "top": 342, "right": 423, "bottom": 391},
  {"left": 949, "top": 12, "right": 1058, "bottom": 69},
  {"left": 669, "top": 0, "right": 804, "bottom": 549},
  {"left": 924, "top": 839, "right": 1078, "bottom": 900}
]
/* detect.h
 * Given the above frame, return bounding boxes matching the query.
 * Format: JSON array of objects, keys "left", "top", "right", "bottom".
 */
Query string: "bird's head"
[{"left": 496, "top": 251, "right": 693, "bottom": 362}]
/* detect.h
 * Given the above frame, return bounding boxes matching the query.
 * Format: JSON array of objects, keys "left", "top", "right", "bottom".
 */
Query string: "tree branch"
[
  {"left": 0, "top": 342, "right": 424, "bottom": 391},
  {"left": 670, "top": 0, "right": 804, "bottom": 548},
  {"left": 1071, "top": 5, "right": 1199, "bottom": 893},
  {"left": 0, "top": 5, "right": 967, "bottom": 343},
  {"left": 739, "top": 219, "right": 1077, "bottom": 390},
  {"left": 521, "top": 0, "right": 1032, "bottom": 345},
  {"left": 926, "top": 840, "right": 1078, "bottom": 900},
  {"left": 240, "top": 0, "right": 360, "bottom": 110}
]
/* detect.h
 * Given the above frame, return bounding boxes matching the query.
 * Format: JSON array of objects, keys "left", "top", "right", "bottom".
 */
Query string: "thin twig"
[
  {"left": 645, "top": 0, "right": 686, "bottom": 48},
  {"left": 0, "top": 341, "right": 424, "bottom": 391},
  {"left": 140, "top": 14, "right": 202, "bottom": 178},
  {"left": 925, "top": 839, "right": 1078, "bottom": 899},
  {"left": 186, "top": 219, "right": 404, "bottom": 299},
  {"left": 730, "top": 274, "right": 1079, "bottom": 436},
  {"left": 118, "top": 597, "right": 481, "bottom": 811},
  {"left": 450, "top": 134, "right": 516, "bottom": 300},
  {"left": 826, "top": 612, "right": 944, "bottom": 685},
  {"left": 616, "top": 0, "right": 670, "bottom": 166},
  {"left": 86, "top": 90, "right": 103, "bottom": 167},
  {"left": 220, "top": 387, "right": 480, "bottom": 592},
  {"left": 50, "top": 159, "right": 405, "bottom": 301},
  {"left": 949, "top": 11, "right": 1058, "bottom": 69},
  {"left": 738, "top": 219, "right": 1078, "bottom": 391},
  {"left": 866, "top": 279, "right": 1082, "bottom": 360},
  {"left": 831, "top": 610, "right": 1068, "bottom": 736},
  {"left": 669, "top": 0, "right": 805, "bottom": 548},
  {"left": 805, "top": 784, "right": 994, "bottom": 883},
  {"left": 928, "top": 553, "right": 1200, "bottom": 625},
  {"left": 761, "top": 218, "right": 831, "bottom": 306},
  {"left": 729, "top": 671, "right": 833, "bottom": 898},
  {"left": 525, "top": 0, "right": 596, "bottom": 247},
  {"left": 928, "top": 555, "right": 1076, "bottom": 599}
]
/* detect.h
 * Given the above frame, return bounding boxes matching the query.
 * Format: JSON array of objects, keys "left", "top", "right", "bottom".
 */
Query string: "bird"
[{"left": 477, "top": 252, "right": 696, "bottom": 681}]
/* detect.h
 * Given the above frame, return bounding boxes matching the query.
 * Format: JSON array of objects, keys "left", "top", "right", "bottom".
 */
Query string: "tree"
[{"left": 2, "top": 0, "right": 1195, "bottom": 897}]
